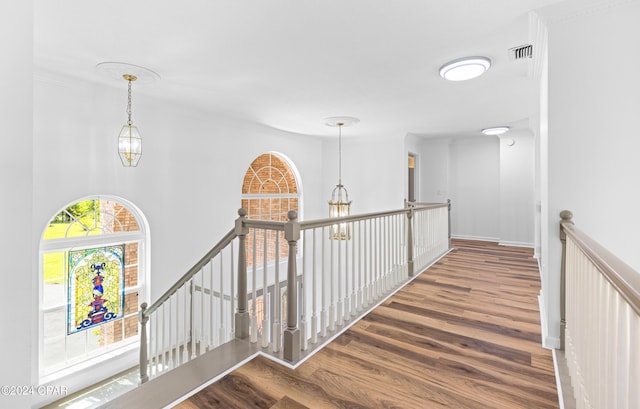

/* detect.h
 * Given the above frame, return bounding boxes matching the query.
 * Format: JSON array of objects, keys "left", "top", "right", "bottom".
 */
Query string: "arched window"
[
  {"left": 241, "top": 152, "right": 300, "bottom": 263},
  {"left": 241, "top": 153, "right": 300, "bottom": 330},
  {"left": 39, "top": 196, "right": 147, "bottom": 381}
]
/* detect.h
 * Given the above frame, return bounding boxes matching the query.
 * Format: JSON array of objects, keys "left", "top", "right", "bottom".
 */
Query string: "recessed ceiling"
[{"left": 34, "top": 0, "right": 566, "bottom": 139}]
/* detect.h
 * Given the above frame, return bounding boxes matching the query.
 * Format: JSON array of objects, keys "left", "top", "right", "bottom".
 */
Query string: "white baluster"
[
  {"left": 351, "top": 220, "right": 357, "bottom": 317},
  {"left": 250, "top": 229, "right": 258, "bottom": 343},
  {"left": 273, "top": 233, "right": 281, "bottom": 353},
  {"left": 190, "top": 279, "right": 197, "bottom": 360},
  {"left": 301, "top": 230, "right": 308, "bottom": 350},
  {"left": 182, "top": 284, "right": 188, "bottom": 364},
  {"left": 300, "top": 279, "right": 307, "bottom": 351},
  {"left": 321, "top": 226, "right": 327, "bottom": 338},
  {"left": 629, "top": 307, "right": 639, "bottom": 408},
  {"left": 219, "top": 253, "right": 225, "bottom": 348},
  {"left": 384, "top": 216, "right": 389, "bottom": 287},
  {"left": 167, "top": 297, "right": 173, "bottom": 369},
  {"left": 337, "top": 227, "right": 343, "bottom": 327},
  {"left": 376, "top": 217, "right": 381, "bottom": 299},
  {"left": 261, "top": 229, "right": 270, "bottom": 349},
  {"left": 358, "top": 220, "right": 363, "bottom": 312},
  {"left": 209, "top": 261, "right": 214, "bottom": 350},
  {"left": 202, "top": 268, "right": 207, "bottom": 354},
  {"left": 329, "top": 229, "right": 335, "bottom": 332},
  {"left": 311, "top": 227, "right": 318, "bottom": 344},
  {"left": 152, "top": 312, "right": 158, "bottom": 378},
  {"left": 261, "top": 292, "right": 270, "bottom": 349},
  {"left": 159, "top": 304, "right": 165, "bottom": 371},
  {"left": 366, "top": 219, "right": 372, "bottom": 306}
]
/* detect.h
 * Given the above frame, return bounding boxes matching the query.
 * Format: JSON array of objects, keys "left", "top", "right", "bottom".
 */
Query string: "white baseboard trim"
[
  {"left": 544, "top": 335, "right": 561, "bottom": 350},
  {"left": 451, "top": 234, "right": 500, "bottom": 242},
  {"left": 499, "top": 241, "right": 534, "bottom": 248},
  {"left": 552, "top": 349, "right": 565, "bottom": 409},
  {"left": 539, "top": 293, "right": 561, "bottom": 349}
]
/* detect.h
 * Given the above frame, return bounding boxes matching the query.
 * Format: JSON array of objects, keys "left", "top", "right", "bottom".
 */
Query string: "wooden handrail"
[
  {"left": 299, "top": 203, "right": 447, "bottom": 230},
  {"left": 144, "top": 228, "right": 236, "bottom": 317},
  {"left": 561, "top": 213, "right": 640, "bottom": 316}
]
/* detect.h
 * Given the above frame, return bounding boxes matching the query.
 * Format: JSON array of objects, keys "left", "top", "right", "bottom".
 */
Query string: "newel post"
[
  {"left": 235, "top": 208, "right": 250, "bottom": 339},
  {"left": 407, "top": 204, "right": 415, "bottom": 277},
  {"left": 283, "top": 210, "right": 301, "bottom": 362},
  {"left": 559, "top": 210, "right": 573, "bottom": 350},
  {"left": 139, "top": 302, "right": 149, "bottom": 384}
]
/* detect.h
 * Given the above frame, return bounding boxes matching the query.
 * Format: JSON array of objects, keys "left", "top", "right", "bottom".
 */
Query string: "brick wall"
[
  {"left": 99, "top": 201, "right": 140, "bottom": 346},
  {"left": 241, "top": 154, "right": 299, "bottom": 265}
]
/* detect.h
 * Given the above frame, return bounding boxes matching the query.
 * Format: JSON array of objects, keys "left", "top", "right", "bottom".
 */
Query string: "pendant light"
[
  {"left": 118, "top": 74, "right": 142, "bottom": 167},
  {"left": 96, "top": 62, "right": 160, "bottom": 167},
  {"left": 325, "top": 116, "right": 359, "bottom": 240}
]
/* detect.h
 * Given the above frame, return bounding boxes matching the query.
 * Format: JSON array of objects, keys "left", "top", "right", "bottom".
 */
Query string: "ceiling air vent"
[{"left": 509, "top": 44, "right": 533, "bottom": 61}]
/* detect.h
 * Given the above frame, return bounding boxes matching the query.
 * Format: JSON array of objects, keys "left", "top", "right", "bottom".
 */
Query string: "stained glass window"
[
  {"left": 68, "top": 245, "right": 125, "bottom": 335},
  {"left": 39, "top": 196, "right": 146, "bottom": 381}
]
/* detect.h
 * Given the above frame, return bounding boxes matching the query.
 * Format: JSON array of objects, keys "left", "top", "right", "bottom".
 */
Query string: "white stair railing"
[
  {"left": 560, "top": 211, "right": 640, "bottom": 409},
  {"left": 139, "top": 203, "right": 451, "bottom": 383},
  {"left": 139, "top": 227, "right": 240, "bottom": 383}
]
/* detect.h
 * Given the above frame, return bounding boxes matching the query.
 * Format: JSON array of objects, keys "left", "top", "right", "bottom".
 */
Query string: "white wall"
[
  {"left": 0, "top": 1, "right": 33, "bottom": 408},
  {"left": 540, "top": 0, "right": 640, "bottom": 347},
  {"left": 33, "top": 70, "right": 327, "bottom": 301},
  {"left": 419, "top": 138, "right": 450, "bottom": 203},
  {"left": 449, "top": 137, "right": 501, "bottom": 241},
  {"left": 323, "top": 134, "right": 406, "bottom": 214},
  {"left": 499, "top": 132, "right": 535, "bottom": 246},
  {"left": 419, "top": 135, "right": 534, "bottom": 246}
]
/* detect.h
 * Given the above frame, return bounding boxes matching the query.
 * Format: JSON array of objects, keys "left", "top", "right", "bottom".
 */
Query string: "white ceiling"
[{"left": 34, "top": 0, "right": 566, "bottom": 140}]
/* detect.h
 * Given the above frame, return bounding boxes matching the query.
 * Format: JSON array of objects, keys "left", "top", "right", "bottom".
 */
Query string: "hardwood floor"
[{"left": 175, "top": 240, "right": 558, "bottom": 409}]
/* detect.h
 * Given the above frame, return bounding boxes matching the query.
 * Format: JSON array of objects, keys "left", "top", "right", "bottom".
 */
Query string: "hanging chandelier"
[
  {"left": 325, "top": 116, "right": 359, "bottom": 240},
  {"left": 96, "top": 62, "right": 160, "bottom": 168},
  {"left": 117, "top": 74, "right": 142, "bottom": 167}
]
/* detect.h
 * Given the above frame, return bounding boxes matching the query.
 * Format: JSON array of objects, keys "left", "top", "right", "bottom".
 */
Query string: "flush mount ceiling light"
[
  {"left": 439, "top": 56, "right": 491, "bottom": 81},
  {"left": 481, "top": 126, "right": 510, "bottom": 136},
  {"left": 324, "top": 116, "right": 359, "bottom": 240},
  {"left": 96, "top": 62, "right": 160, "bottom": 167}
]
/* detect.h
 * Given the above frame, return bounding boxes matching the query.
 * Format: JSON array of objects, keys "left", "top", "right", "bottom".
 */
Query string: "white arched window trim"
[
  {"left": 241, "top": 151, "right": 304, "bottom": 220},
  {"left": 38, "top": 195, "right": 150, "bottom": 384}
]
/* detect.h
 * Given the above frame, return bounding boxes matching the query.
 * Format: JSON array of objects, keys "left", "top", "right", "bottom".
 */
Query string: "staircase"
[{"left": 102, "top": 202, "right": 451, "bottom": 407}]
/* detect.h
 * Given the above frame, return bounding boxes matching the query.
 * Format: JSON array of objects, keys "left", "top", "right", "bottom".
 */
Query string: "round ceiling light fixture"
[
  {"left": 439, "top": 56, "right": 491, "bottom": 81},
  {"left": 481, "top": 126, "right": 510, "bottom": 136}
]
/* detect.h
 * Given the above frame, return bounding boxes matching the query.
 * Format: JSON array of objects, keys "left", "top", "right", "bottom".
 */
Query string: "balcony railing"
[
  {"left": 559, "top": 211, "right": 640, "bottom": 409},
  {"left": 138, "top": 202, "right": 450, "bottom": 383}
]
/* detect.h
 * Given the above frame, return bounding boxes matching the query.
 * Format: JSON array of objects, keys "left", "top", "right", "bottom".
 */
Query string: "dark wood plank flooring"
[{"left": 175, "top": 240, "right": 558, "bottom": 409}]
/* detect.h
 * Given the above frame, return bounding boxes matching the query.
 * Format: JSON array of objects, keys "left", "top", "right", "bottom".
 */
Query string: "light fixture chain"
[
  {"left": 338, "top": 123, "right": 342, "bottom": 185},
  {"left": 126, "top": 79, "right": 133, "bottom": 126}
]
